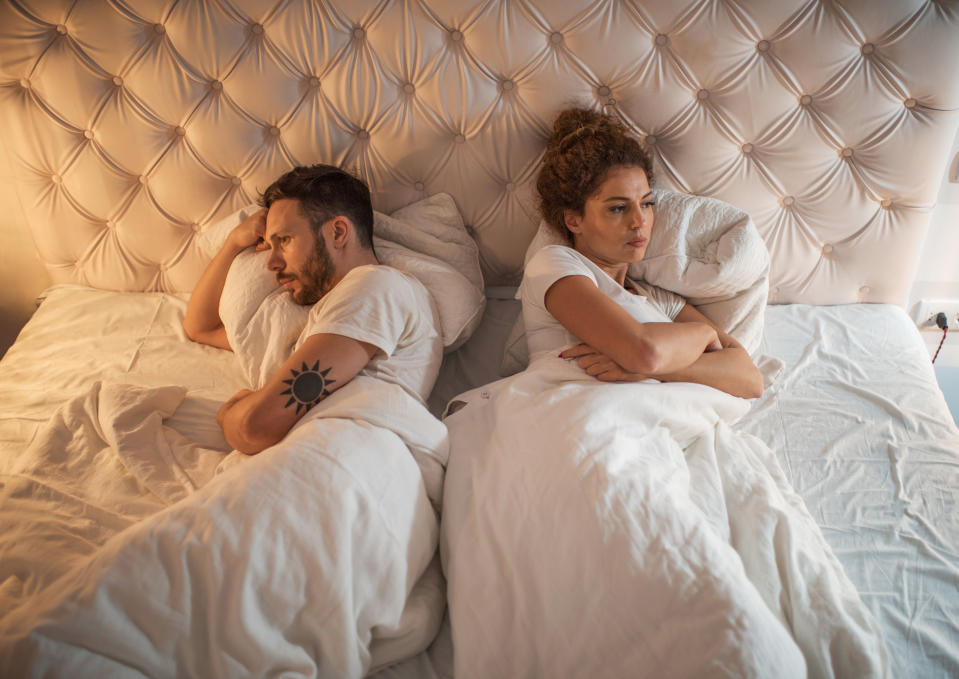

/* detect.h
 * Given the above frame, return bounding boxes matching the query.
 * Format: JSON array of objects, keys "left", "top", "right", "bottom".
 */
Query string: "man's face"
[{"left": 264, "top": 198, "right": 336, "bottom": 305}]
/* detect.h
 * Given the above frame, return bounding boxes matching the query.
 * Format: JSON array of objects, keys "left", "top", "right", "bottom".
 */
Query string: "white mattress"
[
  {"left": 0, "top": 286, "right": 245, "bottom": 451},
  {"left": 2, "top": 287, "right": 957, "bottom": 676},
  {"left": 743, "top": 304, "right": 959, "bottom": 678}
]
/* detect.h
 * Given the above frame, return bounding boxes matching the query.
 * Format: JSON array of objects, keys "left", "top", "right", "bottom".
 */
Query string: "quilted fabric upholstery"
[{"left": 0, "top": 0, "right": 957, "bottom": 303}]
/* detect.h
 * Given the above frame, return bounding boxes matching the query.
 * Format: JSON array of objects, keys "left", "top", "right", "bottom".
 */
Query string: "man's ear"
[
  {"left": 328, "top": 217, "right": 351, "bottom": 249},
  {"left": 563, "top": 209, "right": 583, "bottom": 235}
]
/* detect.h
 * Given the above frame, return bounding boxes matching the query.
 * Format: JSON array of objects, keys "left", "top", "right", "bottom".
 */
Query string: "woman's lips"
[{"left": 628, "top": 237, "right": 648, "bottom": 248}]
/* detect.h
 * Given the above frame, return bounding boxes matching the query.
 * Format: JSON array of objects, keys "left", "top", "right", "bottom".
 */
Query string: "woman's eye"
[
  {"left": 610, "top": 204, "right": 627, "bottom": 213},
  {"left": 642, "top": 201, "right": 656, "bottom": 209}
]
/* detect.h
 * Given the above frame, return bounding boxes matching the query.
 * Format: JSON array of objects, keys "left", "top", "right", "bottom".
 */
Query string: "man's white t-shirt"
[
  {"left": 519, "top": 245, "right": 686, "bottom": 362},
  {"left": 294, "top": 264, "right": 442, "bottom": 403}
]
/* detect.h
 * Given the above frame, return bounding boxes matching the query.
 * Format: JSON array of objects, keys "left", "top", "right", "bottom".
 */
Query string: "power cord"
[{"left": 933, "top": 312, "right": 948, "bottom": 364}]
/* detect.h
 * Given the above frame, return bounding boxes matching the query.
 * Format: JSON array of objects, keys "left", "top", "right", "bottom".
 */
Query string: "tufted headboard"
[{"left": 1, "top": 0, "right": 957, "bottom": 306}]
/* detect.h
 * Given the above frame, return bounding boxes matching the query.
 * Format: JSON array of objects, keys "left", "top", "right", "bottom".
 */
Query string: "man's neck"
[{"left": 330, "top": 248, "right": 379, "bottom": 289}]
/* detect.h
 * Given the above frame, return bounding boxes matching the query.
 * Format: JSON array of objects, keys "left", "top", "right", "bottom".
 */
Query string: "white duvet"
[
  {"left": 441, "top": 356, "right": 888, "bottom": 678},
  {"left": 0, "top": 370, "right": 447, "bottom": 678}
]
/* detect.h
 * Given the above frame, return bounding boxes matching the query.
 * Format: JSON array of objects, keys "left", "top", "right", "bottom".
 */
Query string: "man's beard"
[{"left": 282, "top": 244, "right": 335, "bottom": 306}]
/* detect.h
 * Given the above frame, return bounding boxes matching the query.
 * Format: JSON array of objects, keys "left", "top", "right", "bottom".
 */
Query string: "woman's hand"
[
  {"left": 228, "top": 208, "right": 268, "bottom": 251},
  {"left": 560, "top": 343, "right": 649, "bottom": 382},
  {"left": 704, "top": 332, "right": 723, "bottom": 352}
]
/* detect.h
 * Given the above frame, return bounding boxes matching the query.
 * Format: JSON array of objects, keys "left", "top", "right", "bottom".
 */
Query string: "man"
[{"left": 183, "top": 164, "right": 442, "bottom": 454}]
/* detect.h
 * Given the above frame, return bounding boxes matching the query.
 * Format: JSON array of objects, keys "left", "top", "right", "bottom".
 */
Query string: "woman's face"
[{"left": 564, "top": 165, "right": 654, "bottom": 267}]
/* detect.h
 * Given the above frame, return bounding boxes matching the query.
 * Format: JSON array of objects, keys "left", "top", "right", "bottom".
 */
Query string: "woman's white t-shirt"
[
  {"left": 294, "top": 264, "right": 442, "bottom": 403},
  {"left": 519, "top": 245, "right": 686, "bottom": 362}
]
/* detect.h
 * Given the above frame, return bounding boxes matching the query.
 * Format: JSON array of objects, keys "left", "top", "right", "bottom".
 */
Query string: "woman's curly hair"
[{"left": 536, "top": 107, "right": 653, "bottom": 243}]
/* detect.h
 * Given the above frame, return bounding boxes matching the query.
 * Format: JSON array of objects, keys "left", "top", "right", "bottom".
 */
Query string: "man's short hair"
[{"left": 259, "top": 164, "right": 375, "bottom": 250}]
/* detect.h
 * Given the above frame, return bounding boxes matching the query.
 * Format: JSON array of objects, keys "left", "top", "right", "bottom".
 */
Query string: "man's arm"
[
  {"left": 216, "top": 332, "right": 378, "bottom": 454},
  {"left": 183, "top": 209, "right": 267, "bottom": 349}
]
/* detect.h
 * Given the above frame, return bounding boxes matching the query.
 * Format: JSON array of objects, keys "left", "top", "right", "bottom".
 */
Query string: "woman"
[
  {"left": 523, "top": 107, "right": 763, "bottom": 398},
  {"left": 441, "top": 108, "right": 886, "bottom": 679}
]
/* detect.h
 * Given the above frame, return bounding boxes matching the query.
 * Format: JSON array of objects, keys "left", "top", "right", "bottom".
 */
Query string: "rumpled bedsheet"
[
  {"left": 0, "top": 375, "right": 448, "bottom": 678},
  {"left": 441, "top": 357, "right": 888, "bottom": 678}
]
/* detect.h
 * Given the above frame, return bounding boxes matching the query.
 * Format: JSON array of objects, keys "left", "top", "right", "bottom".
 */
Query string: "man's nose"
[{"left": 266, "top": 249, "right": 283, "bottom": 271}]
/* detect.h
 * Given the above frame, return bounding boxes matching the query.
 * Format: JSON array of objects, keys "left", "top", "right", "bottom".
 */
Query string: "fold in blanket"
[
  {"left": 1, "top": 377, "right": 448, "bottom": 677},
  {"left": 441, "top": 358, "right": 888, "bottom": 679},
  {"left": 0, "top": 382, "right": 225, "bottom": 615}
]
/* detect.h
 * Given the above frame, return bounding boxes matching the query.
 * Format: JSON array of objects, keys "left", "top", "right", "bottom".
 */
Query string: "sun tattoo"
[{"left": 281, "top": 361, "right": 335, "bottom": 414}]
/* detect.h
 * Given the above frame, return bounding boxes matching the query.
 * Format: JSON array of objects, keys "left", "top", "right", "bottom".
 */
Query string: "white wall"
[
  {"left": 0, "top": 132, "right": 50, "bottom": 358},
  {"left": 910, "top": 126, "right": 959, "bottom": 311}
]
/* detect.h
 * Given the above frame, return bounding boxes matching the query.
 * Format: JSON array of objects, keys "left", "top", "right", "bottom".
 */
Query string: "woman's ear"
[{"left": 563, "top": 209, "right": 582, "bottom": 235}]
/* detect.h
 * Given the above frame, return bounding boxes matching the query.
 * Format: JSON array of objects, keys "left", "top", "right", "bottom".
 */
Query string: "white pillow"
[
  {"left": 197, "top": 193, "right": 484, "bottom": 362},
  {"left": 373, "top": 193, "right": 485, "bottom": 352},
  {"left": 501, "top": 189, "right": 769, "bottom": 375}
]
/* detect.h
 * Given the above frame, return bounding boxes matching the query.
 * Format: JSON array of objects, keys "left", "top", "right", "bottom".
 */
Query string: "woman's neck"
[{"left": 573, "top": 245, "right": 630, "bottom": 287}]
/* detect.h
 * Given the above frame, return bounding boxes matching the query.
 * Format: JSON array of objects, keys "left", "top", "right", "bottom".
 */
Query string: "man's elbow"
[
  {"left": 231, "top": 410, "right": 287, "bottom": 455},
  {"left": 183, "top": 321, "right": 230, "bottom": 350},
  {"left": 182, "top": 318, "right": 212, "bottom": 344},
  {"left": 182, "top": 318, "right": 200, "bottom": 342}
]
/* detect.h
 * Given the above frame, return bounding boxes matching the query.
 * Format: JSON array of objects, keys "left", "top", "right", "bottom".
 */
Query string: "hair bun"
[
  {"left": 558, "top": 125, "right": 598, "bottom": 152},
  {"left": 550, "top": 108, "right": 604, "bottom": 139}
]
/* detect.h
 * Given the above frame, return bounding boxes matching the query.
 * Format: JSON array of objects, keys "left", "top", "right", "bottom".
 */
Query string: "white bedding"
[
  {"left": 440, "top": 356, "right": 887, "bottom": 678},
  {"left": 1, "top": 289, "right": 957, "bottom": 678},
  {"left": 742, "top": 304, "right": 959, "bottom": 678},
  {"left": 389, "top": 297, "right": 959, "bottom": 679},
  {"left": 0, "top": 287, "right": 446, "bottom": 677}
]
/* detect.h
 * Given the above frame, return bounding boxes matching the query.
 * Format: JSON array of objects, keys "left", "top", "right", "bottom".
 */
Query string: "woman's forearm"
[
  {"left": 545, "top": 276, "right": 720, "bottom": 376},
  {"left": 653, "top": 345, "right": 764, "bottom": 399},
  {"left": 625, "top": 321, "right": 720, "bottom": 375}
]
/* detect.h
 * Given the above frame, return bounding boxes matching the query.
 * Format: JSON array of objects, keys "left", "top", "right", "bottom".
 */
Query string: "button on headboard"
[{"left": 1, "top": 0, "right": 957, "bottom": 304}]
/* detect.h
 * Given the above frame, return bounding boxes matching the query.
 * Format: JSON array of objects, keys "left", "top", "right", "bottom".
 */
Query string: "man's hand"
[
  {"left": 229, "top": 208, "right": 268, "bottom": 252},
  {"left": 560, "top": 343, "right": 649, "bottom": 382},
  {"left": 217, "top": 389, "right": 253, "bottom": 428},
  {"left": 183, "top": 209, "right": 270, "bottom": 350}
]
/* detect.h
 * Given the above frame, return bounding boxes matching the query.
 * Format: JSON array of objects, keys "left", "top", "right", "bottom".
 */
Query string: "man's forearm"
[
  {"left": 217, "top": 389, "right": 277, "bottom": 454},
  {"left": 183, "top": 240, "right": 246, "bottom": 347}
]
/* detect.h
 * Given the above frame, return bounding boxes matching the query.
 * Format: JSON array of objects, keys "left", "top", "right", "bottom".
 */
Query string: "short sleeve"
[
  {"left": 303, "top": 267, "right": 413, "bottom": 357},
  {"left": 521, "top": 245, "right": 598, "bottom": 309},
  {"left": 629, "top": 279, "right": 686, "bottom": 320}
]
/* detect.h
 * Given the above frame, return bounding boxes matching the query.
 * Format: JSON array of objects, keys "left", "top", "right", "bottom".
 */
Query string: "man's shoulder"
[
  {"left": 320, "top": 264, "right": 428, "bottom": 311},
  {"left": 344, "top": 263, "right": 423, "bottom": 296}
]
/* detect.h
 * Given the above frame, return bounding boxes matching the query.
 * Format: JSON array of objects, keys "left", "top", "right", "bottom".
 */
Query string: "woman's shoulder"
[
  {"left": 527, "top": 244, "right": 593, "bottom": 273},
  {"left": 521, "top": 245, "right": 599, "bottom": 307}
]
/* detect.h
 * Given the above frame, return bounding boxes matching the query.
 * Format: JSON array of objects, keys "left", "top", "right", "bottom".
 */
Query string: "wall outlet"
[{"left": 912, "top": 299, "right": 959, "bottom": 330}]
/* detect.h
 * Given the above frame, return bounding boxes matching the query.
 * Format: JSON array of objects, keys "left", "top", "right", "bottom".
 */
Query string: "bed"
[{"left": 1, "top": 0, "right": 958, "bottom": 677}]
